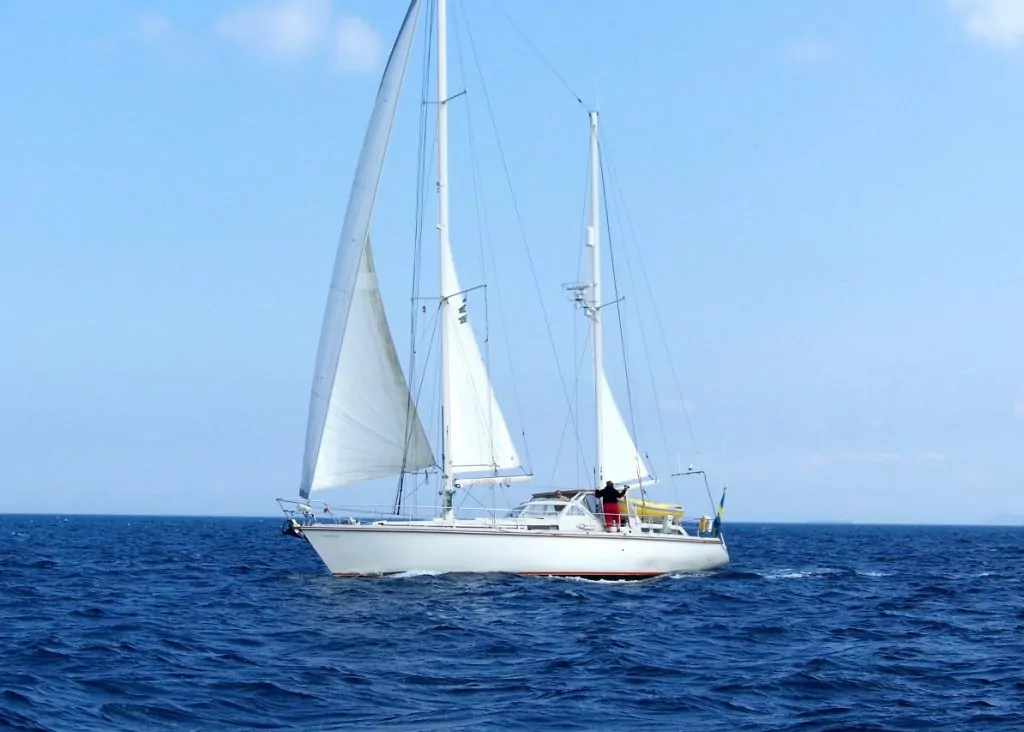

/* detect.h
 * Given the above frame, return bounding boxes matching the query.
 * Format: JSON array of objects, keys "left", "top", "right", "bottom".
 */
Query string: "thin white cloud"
[
  {"left": 950, "top": 0, "right": 1024, "bottom": 50},
  {"left": 806, "top": 451, "right": 944, "bottom": 468},
  {"left": 332, "top": 15, "right": 382, "bottom": 72},
  {"left": 214, "top": 0, "right": 380, "bottom": 72},
  {"left": 133, "top": 13, "right": 176, "bottom": 47},
  {"left": 215, "top": 0, "right": 330, "bottom": 61},
  {"left": 808, "top": 452, "right": 901, "bottom": 467},
  {"left": 1013, "top": 399, "right": 1024, "bottom": 417},
  {"left": 785, "top": 37, "right": 838, "bottom": 65}
]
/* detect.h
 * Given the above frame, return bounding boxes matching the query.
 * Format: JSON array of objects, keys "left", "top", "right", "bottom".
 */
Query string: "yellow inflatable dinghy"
[{"left": 619, "top": 498, "right": 684, "bottom": 520}]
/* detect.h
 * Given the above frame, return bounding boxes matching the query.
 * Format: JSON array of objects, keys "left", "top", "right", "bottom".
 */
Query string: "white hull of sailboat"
[{"left": 300, "top": 524, "right": 729, "bottom": 578}]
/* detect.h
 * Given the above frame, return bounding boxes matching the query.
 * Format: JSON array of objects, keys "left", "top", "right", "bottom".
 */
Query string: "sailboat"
[{"left": 278, "top": 0, "right": 730, "bottom": 578}]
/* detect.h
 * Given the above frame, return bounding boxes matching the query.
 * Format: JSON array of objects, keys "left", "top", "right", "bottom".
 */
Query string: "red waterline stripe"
[
  {"left": 520, "top": 571, "right": 662, "bottom": 577},
  {"left": 331, "top": 570, "right": 663, "bottom": 578}
]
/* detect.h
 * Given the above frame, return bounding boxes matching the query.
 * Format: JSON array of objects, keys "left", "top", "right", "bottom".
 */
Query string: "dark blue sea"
[{"left": 1, "top": 517, "right": 1022, "bottom": 730}]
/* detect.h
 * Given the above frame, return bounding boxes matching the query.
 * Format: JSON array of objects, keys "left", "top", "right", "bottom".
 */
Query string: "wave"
[
  {"left": 386, "top": 569, "right": 446, "bottom": 579},
  {"left": 3, "top": 516, "right": 1022, "bottom": 730}
]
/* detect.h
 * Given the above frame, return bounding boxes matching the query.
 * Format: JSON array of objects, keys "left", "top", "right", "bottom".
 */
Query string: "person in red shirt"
[{"left": 595, "top": 481, "right": 628, "bottom": 530}]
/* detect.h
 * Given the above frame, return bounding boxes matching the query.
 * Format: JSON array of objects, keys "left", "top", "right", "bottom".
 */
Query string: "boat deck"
[{"left": 278, "top": 492, "right": 722, "bottom": 541}]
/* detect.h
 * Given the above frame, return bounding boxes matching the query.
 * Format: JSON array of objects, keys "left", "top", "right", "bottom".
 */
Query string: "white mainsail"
[
  {"left": 598, "top": 372, "right": 651, "bottom": 486},
  {"left": 440, "top": 237, "right": 521, "bottom": 475},
  {"left": 300, "top": 0, "right": 423, "bottom": 499},
  {"left": 309, "top": 240, "right": 435, "bottom": 491}
]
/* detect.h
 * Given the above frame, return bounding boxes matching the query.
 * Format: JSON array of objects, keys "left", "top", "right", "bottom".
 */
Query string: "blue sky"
[{"left": 2, "top": 0, "right": 1022, "bottom": 523}]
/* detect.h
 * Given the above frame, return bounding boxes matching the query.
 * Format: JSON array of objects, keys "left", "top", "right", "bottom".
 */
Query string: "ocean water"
[{"left": 1, "top": 517, "right": 1021, "bottom": 731}]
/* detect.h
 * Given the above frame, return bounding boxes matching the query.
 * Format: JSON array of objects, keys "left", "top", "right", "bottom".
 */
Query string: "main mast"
[
  {"left": 587, "top": 110, "right": 604, "bottom": 488},
  {"left": 437, "top": 0, "right": 455, "bottom": 519}
]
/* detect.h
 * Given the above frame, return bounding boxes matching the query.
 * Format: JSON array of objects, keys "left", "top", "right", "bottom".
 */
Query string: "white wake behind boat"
[{"left": 278, "top": 0, "right": 729, "bottom": 579}]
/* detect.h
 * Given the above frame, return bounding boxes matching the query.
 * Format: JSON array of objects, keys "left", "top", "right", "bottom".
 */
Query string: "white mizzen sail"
[
  {"left": 598, "top": 372, "right": 651, "bottom": 486},
  {"left": 440, "top": 238, "right": 521, "bottom": 474},
  {"left": 300, "top": 0, "right": 422, "bottom": 499},
  {"left": 309, "top": 240, "right": 435, "bottom": 491}
]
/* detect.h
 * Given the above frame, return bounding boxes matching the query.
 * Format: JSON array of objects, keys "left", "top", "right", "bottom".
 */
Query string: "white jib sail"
[
  {"left": 599, "top": 372, "right": 651, "bottom": 486},
  {"left": 300, "top": 0, "right": 423, "bottom": 498},
  {"left": 308, "top": 240, "right": 435, "bottom": 491},
  {"left": 440, "top": 237, "right": 521, "bottom": 474}
]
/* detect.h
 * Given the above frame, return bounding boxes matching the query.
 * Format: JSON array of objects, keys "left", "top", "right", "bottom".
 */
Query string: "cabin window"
[{"left": 519, "top": 502, "right": 561, "bottom": 518}]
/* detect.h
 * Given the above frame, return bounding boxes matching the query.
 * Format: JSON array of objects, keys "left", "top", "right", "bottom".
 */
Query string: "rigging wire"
[
  {"left": 558, "top": 156, "right": 590, "bottom": 489},
  {"left": 458, "top": 0, "right": 589, "bottom": 479},
  {"left": 405, "top": 307, "right": 441, "bottom": 514},
  {"left": 599, "top": 139, "right": 680, "bottom": 499},
  {"left": 599, "top": 144, "right": 646, "bottom": 497},
  {"left": 572, "top": 144, "right": 592, "bottom": 489},
  {"left": 451, "top": 2, "right": 535, "bottom": 475},
  {"left": 572, "top": 276, "right": 579, "bottom": 490},
  {"left": 424, "top": 312, "right": 442, "bottom": 515},
  {"left": 600, "top": 132, "right": 702, "bottom": 464},
  {"left": 494, "top": 0, "right": 586, "bottom": 108},
  {"left": 450, "top": 7, "right": 496, "bottom": 476},
  {"left": 450, "top": 10, "right": 493, "bottom": 291},
  {"left": 601, "top": 132, "right": 719, "bottom": 512},
  {"left": 549, "top": 324, "right": 593, "bottom": 486},
  {"left": 396, "top": 0, "right": 439, "bottom": 514}
]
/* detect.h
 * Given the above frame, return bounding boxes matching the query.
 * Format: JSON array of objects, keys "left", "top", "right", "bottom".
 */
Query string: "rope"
[{"left": 459, "top": 0, "right": 588, "bottom": 473}]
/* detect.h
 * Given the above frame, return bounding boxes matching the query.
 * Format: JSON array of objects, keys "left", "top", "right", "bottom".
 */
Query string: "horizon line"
[{"left": 2, "top": 511, "right": 1022, "bottom": 528}]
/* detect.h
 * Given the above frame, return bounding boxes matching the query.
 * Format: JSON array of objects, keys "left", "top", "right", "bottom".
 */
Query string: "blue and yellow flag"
[{"left": 711, "top": 487, "right": 726, "bottom": 537}]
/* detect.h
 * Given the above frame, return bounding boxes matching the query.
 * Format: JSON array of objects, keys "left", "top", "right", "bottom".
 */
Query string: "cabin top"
[{"left": 528, "top": 489, "right": 594, "bottom": 500}]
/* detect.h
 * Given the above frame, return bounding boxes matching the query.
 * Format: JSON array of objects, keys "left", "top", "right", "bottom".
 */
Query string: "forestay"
[
  {"left": 440, "top": 238, "right": 521, "bottom": 475},
  {"left": 300, "top": 0, "right": 423, "bottom": 499}
]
